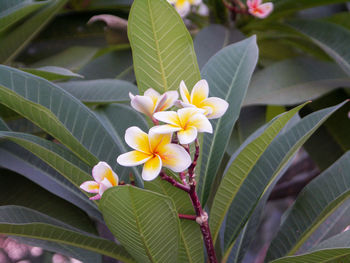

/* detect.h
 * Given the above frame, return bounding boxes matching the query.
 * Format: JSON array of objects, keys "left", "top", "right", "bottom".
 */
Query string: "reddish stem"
[
  {"left": 178, "top": 214, "right": 196, "bottom": 221},
  {"left": 159, "top": 172, "right": 190, "bottom": 192}
]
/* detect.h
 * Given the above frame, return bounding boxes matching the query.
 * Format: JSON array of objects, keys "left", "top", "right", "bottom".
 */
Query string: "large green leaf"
[
  {"left": 223, "top": 102, "right": 347, "bottom": 262},
  {"left": 0, "top": 0, "right": 68, "bottom": 63},
  {"left": 244, "top": 58, "right": 350, "bottom": 106},
  {"left": 0, "top": 141, "right": 102, "bottom": 222},
  {"left": 145, "top": 177, "right": 204, "bottom": 263},
  {"left": 0, "top": 205, "right": 134, "bottom": 263},
  {"left": 266, "top": 151, "right": 350, "bottom": 261},
  {"left": 198, "top": 36, "right": 259, "bottom": 205},
  {"left": 209, "top": 102, "right": 308, "bottom": 245},
  {"left": 0, "top": 0, "right": 48, "bottom": 34},
  {"left": 0, "top": 65, "right": 128, "bottom": 178},
  {"left": 100, "top": 186, "right": 180, "bottom": 263},
  {"left": 22, "top": 66, "right": 83, "bottom": 81},
  {"left": 287, "top": 19, "right": 350, "bottom": 76},
  {"left": 128, "top": 0, "right": 200, "bottom": 93},
  {"left": 58, "top": 79, "right": 138, "bottom": 105}
]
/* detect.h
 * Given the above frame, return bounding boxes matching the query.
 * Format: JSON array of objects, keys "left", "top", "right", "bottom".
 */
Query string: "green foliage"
[
  {"left": 128, "top": 0, "right": 200, "bottom": 93},
  {"left": 100, "top": 186, "right": 180, "bottom": 263}
]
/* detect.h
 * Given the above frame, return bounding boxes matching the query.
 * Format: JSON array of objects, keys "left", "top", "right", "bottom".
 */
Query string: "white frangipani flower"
[
  {"left": 247, "top": 0, "right": 273, "bottom": 19},
  {"left": 117, "top": 127, "right": 191, "bottom": 181},
  {"left": 151, "top": 107, "right": 212, "bottom": 144},
  {"left": 80, "top": 162, "right": 118, "bottom": 200},
  {"left": 167, "top": 0, "right": 202, "bottom": 17}
]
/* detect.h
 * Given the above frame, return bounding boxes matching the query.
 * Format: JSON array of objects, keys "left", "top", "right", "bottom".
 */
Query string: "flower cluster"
[{"left": 80, "top": 79, "right": 228, "bottom": 199}]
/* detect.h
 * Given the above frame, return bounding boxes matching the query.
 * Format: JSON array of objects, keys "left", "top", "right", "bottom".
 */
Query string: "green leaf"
[
  {"left": 223, "top": 102, "right": 347, "bottom": 262},
  {"left": 0, "top": 205, "right": 134, "bottom": 263},
  {"left": 209, "top": 102, "right": 308, "bottom": 245},
  {"left": 31, "top": 46, "right": 99, "bottom": 71},
  {"left": 267, "top": 151, "right": 350, "bottom": 261},
  {"left": 0, "top": 169, "right": 96, "bottom": 233},
  {"left": 0, "top": 0, "right": 68, "bottom": 63},
  {"left": 58, "top": 79, "right": 138, "bottom": 105},
  {"left": 0, "top": 141, "right": 102, "bottom": 222},
  {"left": 100, "top": 186, "right": 180, "bottom": 263},
  {"left": 0, "top": 0, "right": 48, "bottom": 34},
  {"left": 21, "top": 66, "right": 84, "bottom": 81},
  {"left": 0, "top": 117, "right": 10, "bottom": 130},
  {"left": 0, "top": 65, "right": 127, "bottom": 178},
  {"left": 244, "top": 58, "right": 350, "bottom": 106},
  {"left": 0, "top": 131, "right": 91, "bottom": 189},
  {"left": 325, "top": 12, "right": 350, "bottom": 31},
  {"left": 193, "top": 24, "right": 245, "bottom": 69},
  {"left": 287, "top": 19, "right": 350, "bottom": 76},
  {"left": 93, "top": 104, "right": 148, "bottom": 186},
  {"left": 198, "top": 36, "right": 259, "bottom": 206},
  {"left": 128, "top": 0, "right": 200, "bottom": 93},
  {"left": 145, "top": 177, "right": 204, "bottom": 263}
]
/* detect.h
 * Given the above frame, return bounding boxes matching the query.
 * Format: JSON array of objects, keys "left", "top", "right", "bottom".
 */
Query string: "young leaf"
[
  {"left": 128, "top": 0, "right": 200, "bottom": 93},
  {"left": 198, "top": 36, "right": 259, "bottom": 206},
  {"left": 100, "top": 186, "right": 180, "bottom": 263}
]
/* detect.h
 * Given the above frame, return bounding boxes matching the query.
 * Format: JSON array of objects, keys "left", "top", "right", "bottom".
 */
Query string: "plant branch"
[
  {"left": 178, "top": 214, "right": 197, "bottom": 220},
  {"left": 159, "top": 171, "right": 190, "bottom": 192}
]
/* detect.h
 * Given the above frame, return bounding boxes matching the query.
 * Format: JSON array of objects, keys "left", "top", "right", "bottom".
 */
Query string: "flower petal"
[
  {"left": 175, "top": 1, "right": 191, "bottom": 17},
  {"left": 177, "top": 126, "right": 198, "bottom": 144},
  {"left": 144, "top": 88, "right": 160, "bottom": 105},
  {"left": 150, "top": 125, "right": 182, "bottom": 134},
  {"left": 158, "top": 144, "right": 191, "bottom": 172},
  {"left": 180, "top": 81, "right": 191, "bottom": 104},
  {"left": 191, "top": 79, "right": 209, "bottom": 106},
  {"left": 178, "top": 107, "right": 203, "bottom": 128},
  {"left": 130, "top": 95, "right": 155, "bottom": 117},
  {"left": 153, "top": 111, "right": 180, "bottom": 126},
  {"left": 190, "top": 0, "right": 202, "bottom": 5},
  {"left": 201, "top": 97, "right": 229, "bottom": 119},
  {"left": 99, "top": 177, "right": 113, "bottom": 195},
  {"left": 92, "top": 161, "right": 113, "bottom": 183},
  {"left": 189, "top": 113, "right": 213, "bottom": 133},
  {"left": 142, "top": 155, "right": 162, "bottom": 181},
  {"left": 117, "top": 150, "right": 152, "bottom": 166},
  {"left": 154, "top": 93, "right": 168, "bottom": 113},
  {"left": 160, "top": 90, "right": 179, "bottom": 111},
  {"left": 80, "top": 181, "right": 99, "bottom": 194},
  {"left": 149, "top": 131, "right": 172, "bottom": 152},
  {"left": 125, "top": 126, "right": 151, "bottom": 153},
  {"left": 254, "top": 2, "right": 273, "bottom": 18}
]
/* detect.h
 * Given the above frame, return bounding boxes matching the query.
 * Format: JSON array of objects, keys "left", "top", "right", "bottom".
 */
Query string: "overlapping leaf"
[{"left": 198, "top": 36, "right": 259, "bottom": 206}]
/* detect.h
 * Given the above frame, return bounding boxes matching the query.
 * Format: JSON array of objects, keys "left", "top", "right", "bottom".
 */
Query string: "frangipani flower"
[
  {"left": 117, "top": 127, "right": 191, "bottom": 181},
  {"left": 179, "top": 79, "right": 229, "bottom": 119},
  {"left": 129, "top": 88, "right": 178, "bottom": 118},
  {"left": 151, "top": 108, "right": 212, "bottom": 144},
  {"left": 168, "top": 0, "right": 202, "bottom": 17},
  {"left": 80, "top": 162, "right": 118, "bottom": 200},
  {"left": 247, "top": 0, "right": 273, "bottom": 19}
]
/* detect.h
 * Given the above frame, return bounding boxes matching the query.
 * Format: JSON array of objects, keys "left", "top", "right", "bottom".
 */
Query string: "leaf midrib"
[{"left": 147, "top": 0, "right": 167, "bottom": 91}]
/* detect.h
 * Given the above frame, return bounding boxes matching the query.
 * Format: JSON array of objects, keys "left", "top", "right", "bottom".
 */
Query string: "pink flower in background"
[{"left": 247, "top": 0, "right": 273, "bottom": 18}]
